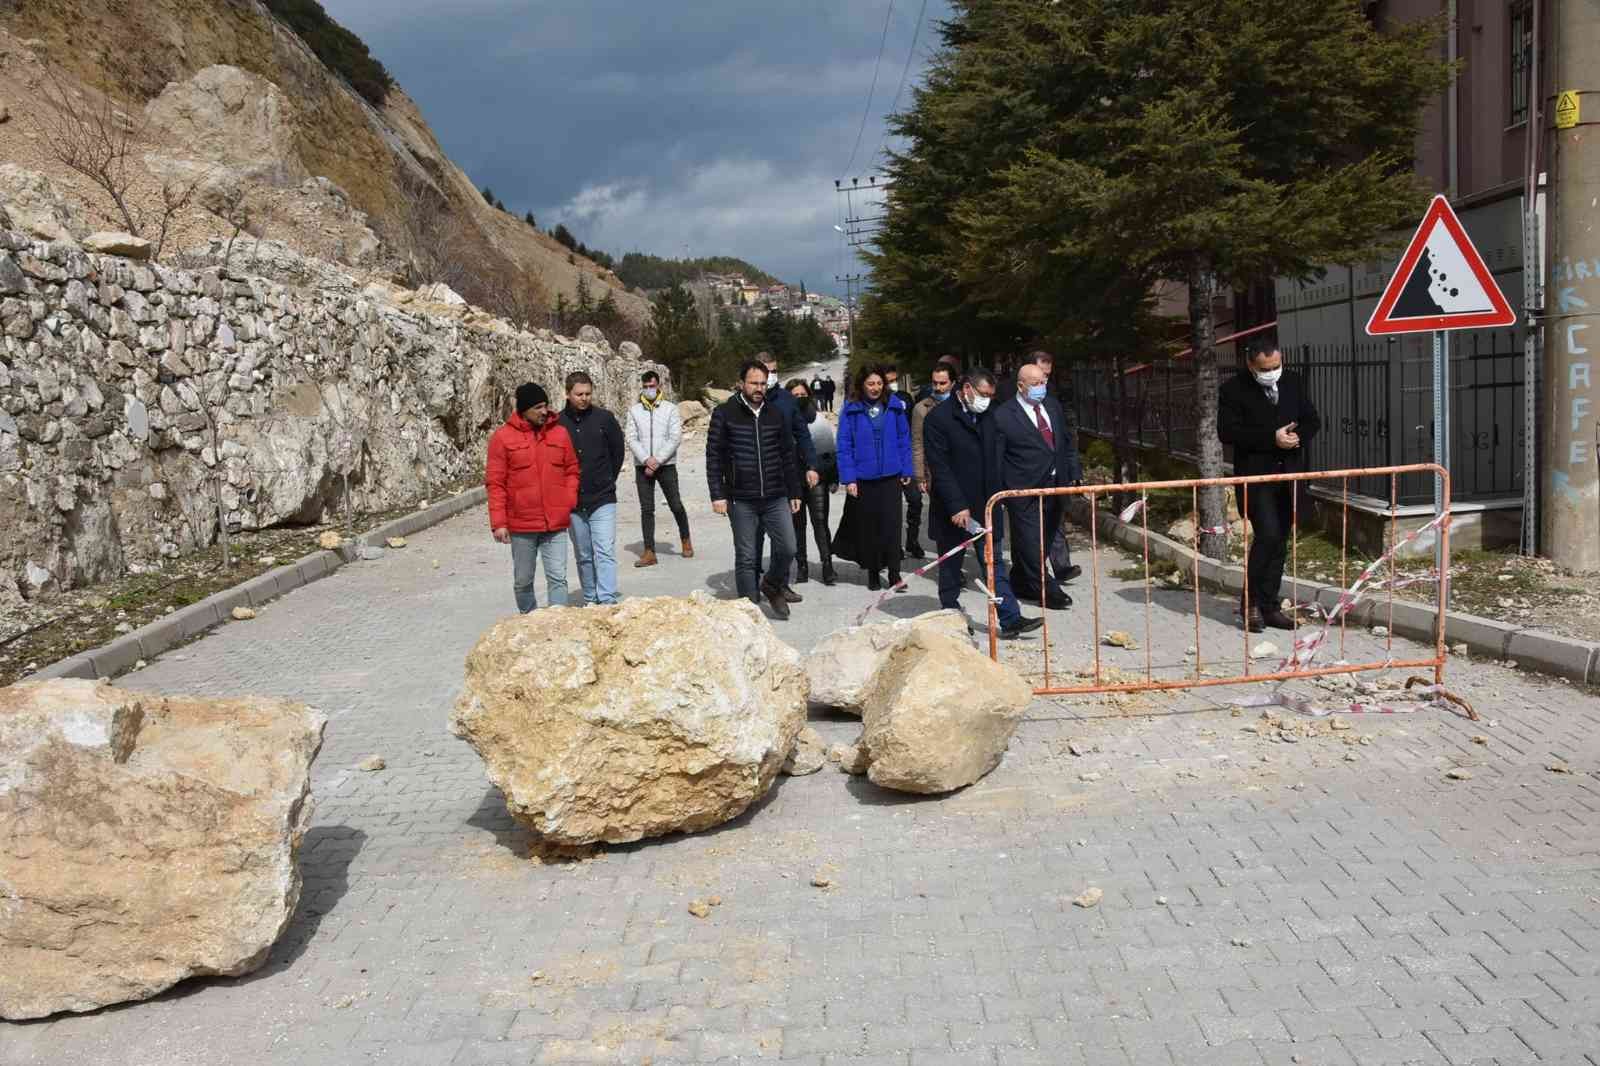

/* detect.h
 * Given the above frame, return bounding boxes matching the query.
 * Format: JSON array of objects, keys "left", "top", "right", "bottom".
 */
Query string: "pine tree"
[
  {"left": 524, "top": 210, "right": 537, "bottom": 228},
  {"left": 873, "top": 0, "right": 1449, "bottom": 555}
]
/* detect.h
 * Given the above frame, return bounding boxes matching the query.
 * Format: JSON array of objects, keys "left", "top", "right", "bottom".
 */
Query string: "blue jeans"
[
  {"left": 568, "top": 503, "right": 619, "bottom": 605},
  {"left": 511, "top": 531, "right": 568, "bottom": 613},
  {"left": 934, "top": 522, "right": 1022, "bottom": 627},
  {"left": 729, "top": 496, "right": 796, "bottom": 601}
]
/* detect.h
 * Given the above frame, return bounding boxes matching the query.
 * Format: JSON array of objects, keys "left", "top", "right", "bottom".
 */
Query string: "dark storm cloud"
[{"left": 320, "top": 1, "right": 950, "bottom": 293}]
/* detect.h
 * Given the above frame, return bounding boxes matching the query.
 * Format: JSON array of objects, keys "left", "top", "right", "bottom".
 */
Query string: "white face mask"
[
  {"left": 968, "top": 393, "right": 991, "bottom": 414},
  {"left": 1253, "top": 367, "right": 1283, "bottom": 387},
  {"left": 643, "top": 386, "right": 659, "bottom": 400},
  {"left": 887, "top": 380, "right": 899, "bottom": 392}
]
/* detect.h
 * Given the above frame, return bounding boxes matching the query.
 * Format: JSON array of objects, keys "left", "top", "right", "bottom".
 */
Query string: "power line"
[
  {"left": 879, "top": 0, "right": 930, "bottom": 155},
  {"left": 842, "top": 0, "right": 896, "bottom": 178}
]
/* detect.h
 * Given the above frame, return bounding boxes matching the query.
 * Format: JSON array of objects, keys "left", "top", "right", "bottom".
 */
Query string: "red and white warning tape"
[
  {"left": 852, "top": 525, "right": 991, "bottom": 625},
  {"left": 1235, "top": 510, "right": 1453, "bottom": 716}
]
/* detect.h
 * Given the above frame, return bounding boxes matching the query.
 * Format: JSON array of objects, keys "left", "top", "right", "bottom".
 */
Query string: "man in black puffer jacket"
[{"left": 706, "top": 360, "right": 803, "bottom": 619}]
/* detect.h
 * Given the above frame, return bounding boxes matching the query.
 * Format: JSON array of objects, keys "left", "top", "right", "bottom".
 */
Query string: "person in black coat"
[
  {"left": 559, "top": 371, "right": 626, "bottom": 605},
  {"left": 1217, "top": 346, "right": 1322, "bottom": 630},
  {"left": 706, "top": 360, "right": 804, "bottom": 619},
  {"left": 987, "top": 362, "right": 1082, "bottom": 609},
  {"left": 923, "top": 368, "right": 1040, "bottom": 638},
  {"left": 749, "top": 353, "right": 819, "bottom": 600}
]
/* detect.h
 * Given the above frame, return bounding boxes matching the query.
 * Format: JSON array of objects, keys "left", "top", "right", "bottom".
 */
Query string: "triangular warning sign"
[{"left": 1365, "top": 195, "right": 1516, "bottom": 335}]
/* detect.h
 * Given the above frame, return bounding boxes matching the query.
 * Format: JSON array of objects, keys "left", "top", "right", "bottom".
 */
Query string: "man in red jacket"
[{"left": 486, "top": 383, "right": 580, "bottom": 612}]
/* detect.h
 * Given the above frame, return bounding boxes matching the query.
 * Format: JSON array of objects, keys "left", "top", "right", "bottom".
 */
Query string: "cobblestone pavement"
[{"left": 5, "top": 445, "right": 1598, "bottom": 1066}]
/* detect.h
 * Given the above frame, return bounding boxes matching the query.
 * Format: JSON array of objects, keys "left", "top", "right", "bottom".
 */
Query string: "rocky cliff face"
[{"left": 0, "top": 224, "right": 663, "bottom": 617}]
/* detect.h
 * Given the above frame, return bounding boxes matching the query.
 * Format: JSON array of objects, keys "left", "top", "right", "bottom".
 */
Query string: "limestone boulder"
[
  {"left": 805, "top": 609, "right": 973, "bottom": 715},
  {"left": 859, "top": 630, "right": 1033, "bottom": 794},
  {"left": 82, "top": 232, "right": 154, "bottom": 260},
  {"left": 144, "top": 65, "right": 308, "bottom": 188},
  {"left": 0, "top": 164, "right": 89, "bottom": 242},
  {"left": 0, "top": 680, "right": 326, "bottom": 1019},
  {"left": 678, "top": 399, "right": 709, "bottom": 432},
  {"left": 450, "top": 592, "right": 806, "bottom": 844}
]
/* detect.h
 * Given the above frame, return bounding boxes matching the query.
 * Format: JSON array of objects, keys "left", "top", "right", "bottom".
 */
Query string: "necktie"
[
  {"left": 1266, "top": 384, "right": 1279, "bottom": 406},
  {"left": 1033, "top": 404, "right": 1055, "bottom": 449}
]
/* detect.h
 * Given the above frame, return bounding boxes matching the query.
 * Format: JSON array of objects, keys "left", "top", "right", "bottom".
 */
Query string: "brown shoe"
[
  {"left": 635, "top": 549, "right": 658, "bottom": 568},
  {"left": 1262, "top": 607, "right": 1296, "bottom": 630},
  {"left": 680, "top": 539, "right": 694, "bottom": 559}
]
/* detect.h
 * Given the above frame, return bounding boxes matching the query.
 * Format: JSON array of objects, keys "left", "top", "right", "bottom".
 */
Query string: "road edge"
[{"left": 28, "top": 486, "right": 489, "bottom": 683}]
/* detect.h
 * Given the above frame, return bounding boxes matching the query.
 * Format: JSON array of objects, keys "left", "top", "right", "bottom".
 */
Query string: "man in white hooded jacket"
[{"left": 625, "top": 370, "right": 693, "bottom": 567}]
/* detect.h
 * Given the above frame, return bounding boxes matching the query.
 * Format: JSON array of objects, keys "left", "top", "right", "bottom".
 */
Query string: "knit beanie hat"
[{"left": 515, "top": 382, "right": 548, "bottom": 414}]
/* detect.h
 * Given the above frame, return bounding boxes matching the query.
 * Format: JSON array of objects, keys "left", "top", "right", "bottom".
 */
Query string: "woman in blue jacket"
[{"left": 831, "top": 365, "right": 915, "bottom": 590}]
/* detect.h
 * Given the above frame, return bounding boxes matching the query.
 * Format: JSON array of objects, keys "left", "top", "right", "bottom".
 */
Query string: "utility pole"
[
  {"left": 1542, "top": 0, "right": 1600, "bottom": 570},
  {"left": 835, "top": 274, "right": 864, "bottom": 358}
]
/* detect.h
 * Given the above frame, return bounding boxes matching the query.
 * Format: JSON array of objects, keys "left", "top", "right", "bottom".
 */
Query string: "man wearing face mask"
[
  {"left": 924, "top": 369, "right": 1041, "bottom": 638},
  {"left": 882, "top": 364, "right": 925, "bottom": 559},
  {"left": 989, "top": 363, "right": 1081, "bottom": 609},
  {"left": 1218, "top": 346, "right": 1322, "bottom": 631},
  {"left": 910, "top": 363, "right": 954, "bottom": 498},
  {"left": 625, "top": 370, "right": 692, "bottom": 568}
]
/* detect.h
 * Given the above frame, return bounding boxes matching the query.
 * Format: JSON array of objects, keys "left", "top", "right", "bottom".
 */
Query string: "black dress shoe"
[
  {"left": 795, "top": 562, "right": 810, "bottom": 584},
  {"left": 821, "top": 561, "right": 837, "bottom": 586},
  {"left": 905, "top": 541, "right": 926, "bottom": 560},
  {"left": 867, "top": 571, "right": 882, "bottom": 591},
  {"left": 999, "top": 616, "right": 1045, "bottom": 639},
  {"left": 1020, "top": 592, "right": 1072, "bottom": 610},
  {"left": 887, "top": 571, "right": 904, "bottom": 592},
  {"left": 1262, "top": 607, "right": 1295, "bottom": 630},
  {"left": 1240, "top": 608, "right": 1265, "bottom": 633},
  {"left": 1057, "top": 564, "right": 1083, "bottom": 582}
]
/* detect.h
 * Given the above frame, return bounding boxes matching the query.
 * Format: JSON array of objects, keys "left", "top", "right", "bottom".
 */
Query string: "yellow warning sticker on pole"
[{"left": 1555, "top": 90, "right": 1580, "bottom": 130}]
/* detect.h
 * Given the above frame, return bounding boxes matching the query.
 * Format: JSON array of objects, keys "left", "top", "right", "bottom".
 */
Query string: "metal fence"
[{"left": 1068, "top": 331, "right": 1525, "bottom": 505}]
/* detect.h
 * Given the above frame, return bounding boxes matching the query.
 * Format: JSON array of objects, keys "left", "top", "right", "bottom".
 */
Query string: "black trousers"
[
  {"left": 1237, "top": 481, "right": 1296, "bottom": 611},
  {"left": 636, "top": 464, "right": 690, "bottom": 551},
  {"left": 792, "top": 482, "right": 832, "bottom": 567},
  {"left": 1005, "top": 495, "right": 1065, "bottom": 601},
  {"left": 902, "top": 481, "right": 923, "bottom": 546}
]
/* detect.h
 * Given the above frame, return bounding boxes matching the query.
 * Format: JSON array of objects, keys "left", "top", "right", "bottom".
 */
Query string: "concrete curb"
[
  {"left": 1061, "top": 496, "right": 1600, "bottom": 686},
  {"left": 31, "top": 486, "right": 489, "bottom": 683}
]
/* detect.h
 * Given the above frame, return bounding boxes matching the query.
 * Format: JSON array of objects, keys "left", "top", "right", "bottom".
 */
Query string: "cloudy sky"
[{"left": 322, "top": 1, "right": 952, "bottom": 294}]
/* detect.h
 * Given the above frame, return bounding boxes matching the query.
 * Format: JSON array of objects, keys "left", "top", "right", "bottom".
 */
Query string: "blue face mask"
[
  {"left": 934, "top": 390, "right": 951, "bottom": 402},
  {"left": 1025, "top": 384, "right": 1048, "bottom": 404}
]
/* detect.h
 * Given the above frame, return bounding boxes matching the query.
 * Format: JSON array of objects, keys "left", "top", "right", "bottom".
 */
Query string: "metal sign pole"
[{"left": 1432, "top": 329, "right": 1449, "bottom": 605}]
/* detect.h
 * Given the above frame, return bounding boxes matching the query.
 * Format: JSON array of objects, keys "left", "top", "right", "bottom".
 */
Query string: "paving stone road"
[{"left": 5, "top": 441, "right": 1598, "bottom": 1066}]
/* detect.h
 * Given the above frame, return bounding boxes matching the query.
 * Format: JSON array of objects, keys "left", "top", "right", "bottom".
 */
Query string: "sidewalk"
[{"left": 5, "top": 444, "right": 1598, "bottom": 1066}]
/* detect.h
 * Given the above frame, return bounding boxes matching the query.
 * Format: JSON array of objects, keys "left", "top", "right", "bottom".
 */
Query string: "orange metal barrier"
[{"left": 982, "top": 463, "right": 1451, "bottom": 697}]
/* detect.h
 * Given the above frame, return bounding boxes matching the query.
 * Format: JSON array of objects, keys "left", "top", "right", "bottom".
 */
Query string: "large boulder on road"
[
  {"left": 859, "top": 629, "right": 1033, "bottom": 794},
  {"left": 805, "top": 609, "right": 972, "bottom": 715},
  {"left": 0, "top": 680, "right": 325, "bottom": 1019},
  {"left": 450, "top": 592, "right": 806, "bottom": 845}
]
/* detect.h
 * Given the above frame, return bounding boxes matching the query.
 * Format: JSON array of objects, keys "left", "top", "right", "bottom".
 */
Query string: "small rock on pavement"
[
  {"left": 782, "top": 726, "right": 826, "bottom": 776},
  {"left": 1450, "top": 642, "right": 1469, "bottom": 655},
  {"left": 1546, "top": 762, "right": 1574, "bottom": 774},
  {"left": 356, "top": 755, "right": 386, "bottom": 772},
  {"left": 1445, "top": 767, "right": 1472, "bottom": 780},
  {"left": 1103, "top": 630, "right": 1138, "bottom": 649},
  {"left": 1079, "top": 771, "right": 1102, "bottom": 782},
  {"left": 358, "top": 546, "right": 386, "bottom": 561},
  {"left": 1230, "top": 936, "right": 1253, "bottom": 947},
  {"left": 1470, "top": 734, "right": 1489, "bottom": 745},
  {"left": 1370, "top": 625, "right": 1389, "bottom": 637},
  {"left": 828, "top": 743, "right": 869, "bottom": 775},
  {"left": 687, "top": 900, "right": 712, "bottom": 918},
  {"left": 810, "top": 873, "right": 833, "bottom": 889},
  {"left": 1250, "top": 641, "right": 1279, "bottom": 659},
  {"left": 385, "top": 536, "right": 407, "bottom": 549},
  {"left": 1072, "top": 887, "right": 1103, "bottom": 909},
  {"left": 230, "top": 606, "right": 256, "bottom": 621},
  {"left": 317, "top": 531, "right": 342, "bottom": 550}
]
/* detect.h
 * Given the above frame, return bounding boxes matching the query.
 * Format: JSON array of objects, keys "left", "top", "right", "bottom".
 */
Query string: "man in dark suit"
[
  {"left": 1217, "top": 346, "right": 1322, "bottom": 631},
  {"left": 923, "top": 368, "right": 1040, "bottom": 638},
  {"left": 988, "top": 362, "right": 1082, "bottom": 609}
]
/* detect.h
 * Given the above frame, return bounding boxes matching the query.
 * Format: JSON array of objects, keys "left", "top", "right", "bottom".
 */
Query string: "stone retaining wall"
[{"left": 0, "top": 227, "right": 661, "bottom": 605}]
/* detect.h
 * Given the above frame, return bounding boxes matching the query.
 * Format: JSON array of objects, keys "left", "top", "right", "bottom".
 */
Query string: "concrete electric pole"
[{"left": 1542, "top": 0, "right": 1600, "bottom": 570}]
